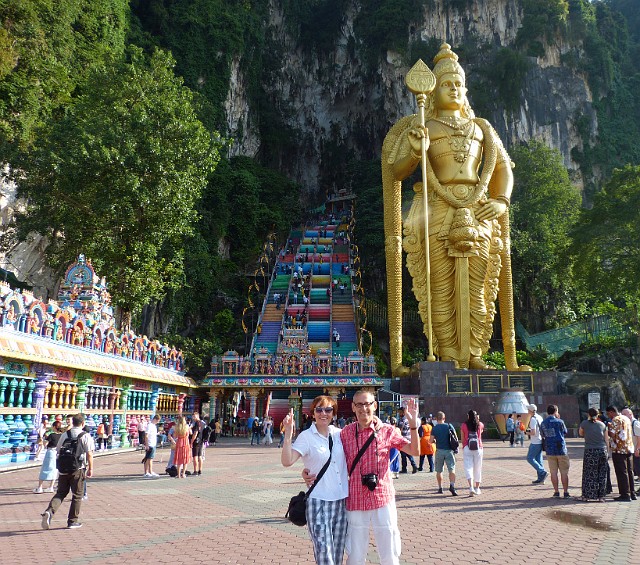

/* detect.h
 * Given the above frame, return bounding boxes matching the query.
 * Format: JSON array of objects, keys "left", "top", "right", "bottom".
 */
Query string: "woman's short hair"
[{"left": 310, "top": 395, "right": 338, "bottom": 414}]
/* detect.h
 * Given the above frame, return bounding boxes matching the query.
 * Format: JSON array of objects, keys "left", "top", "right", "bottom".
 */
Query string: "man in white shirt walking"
[
  {"left": 143, "top": 415, "right": 160, "bottom": 478},
  {"left": 526, "top": 404, "right": 547, "bottom": 484}
]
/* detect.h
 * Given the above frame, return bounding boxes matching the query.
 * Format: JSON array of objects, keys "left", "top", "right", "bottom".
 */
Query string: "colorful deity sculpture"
[{"left": 382, "top": 43, "right": 528, "bottom": 374}]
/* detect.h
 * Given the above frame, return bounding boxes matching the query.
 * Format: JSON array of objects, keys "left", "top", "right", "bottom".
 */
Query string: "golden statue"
[{"left": 382, "top": 43, "right": 526, "bottom": 374}]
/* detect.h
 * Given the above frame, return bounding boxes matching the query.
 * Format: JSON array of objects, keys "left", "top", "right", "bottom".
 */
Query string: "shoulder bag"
[{"left": 448, "top": 424, "right": 459, "bottom": 454}]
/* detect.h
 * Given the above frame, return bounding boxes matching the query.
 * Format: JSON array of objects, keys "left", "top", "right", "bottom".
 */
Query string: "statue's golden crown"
[{"left": 433, "top": 42, "right": 465, "bottom": 81}]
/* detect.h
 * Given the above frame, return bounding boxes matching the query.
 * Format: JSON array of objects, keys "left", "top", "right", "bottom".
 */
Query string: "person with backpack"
[
  {"left": 461, "top": 410, "right": 485, "bottom": 496},
  {"left": 431, "top": 411, "right": 458, "bottom": 496},
  {"left": 41, "top": 413, "right": 94, "bottom": 530}
]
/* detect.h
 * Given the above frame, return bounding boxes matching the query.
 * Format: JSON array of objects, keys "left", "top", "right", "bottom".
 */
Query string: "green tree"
[
  {"left": 12, "top": 47, "right": 221, "bottom": 330},
  {"left": 510, "top": 141, "right": 583, "bottom": 332},
  {"left": 571, "top": 165, "right": 640, "bottom": 324},
  {"left": 0, "top": 0, "right": 128, "bottom": 155}
]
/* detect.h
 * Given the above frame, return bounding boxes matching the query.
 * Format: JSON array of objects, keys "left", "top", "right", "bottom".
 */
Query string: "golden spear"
[{"left": 405, "top": 60, "right": 437, "bottom": 362}]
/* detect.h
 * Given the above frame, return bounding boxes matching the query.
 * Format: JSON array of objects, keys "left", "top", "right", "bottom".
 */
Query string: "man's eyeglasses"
[
  {"left": 353, "top": 401, "right": 375, "bottom": 409},
  {"left": 314, "top": 406, "right": 334, "bottom": 414}
]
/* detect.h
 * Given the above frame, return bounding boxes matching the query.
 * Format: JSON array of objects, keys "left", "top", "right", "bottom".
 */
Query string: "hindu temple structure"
[
  {"left": 203, "top": 194, "right": 383, "bottom": 428},
  {"left": 0, "top": 255, "right": 196, "bottom": 467}
]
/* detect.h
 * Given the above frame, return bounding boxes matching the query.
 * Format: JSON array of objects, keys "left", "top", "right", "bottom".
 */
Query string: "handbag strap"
[
  {"left": 349, "top": 429, "right": 377, "bottom": 476},
  {"left": 306, "top": 434, "right": 333, "bottom": 498}
]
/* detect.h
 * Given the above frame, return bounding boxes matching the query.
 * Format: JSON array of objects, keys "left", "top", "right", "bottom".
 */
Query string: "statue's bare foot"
[
  {"left": 469, "top": 356, "right": 487, "bottom": 370},
  {"left": 392, "top": 365, "right": 412, "bottom": 377}
]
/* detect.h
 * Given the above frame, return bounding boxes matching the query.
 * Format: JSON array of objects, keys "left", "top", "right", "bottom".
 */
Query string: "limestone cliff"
[{"left": 226, "top": 0, "right": 597, "bottom": 192}]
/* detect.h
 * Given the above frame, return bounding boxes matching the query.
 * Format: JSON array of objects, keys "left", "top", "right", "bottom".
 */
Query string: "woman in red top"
[
  {"left": 461, "top": 410, "right": 484, "bottom": 496},
  {"left": 173, "top": 416, "right": 191, "bottom": 478}
]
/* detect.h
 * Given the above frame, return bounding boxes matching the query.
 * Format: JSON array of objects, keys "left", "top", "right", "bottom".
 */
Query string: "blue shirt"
[
  {"left": 506, "top": 417, "right": 515, "bottom": 432},
  {"left": 431, "top": 423, "right": 454, "bottom": 450},
  {"left": 540, "top": 416, "right": 568, "bottom": 456}
]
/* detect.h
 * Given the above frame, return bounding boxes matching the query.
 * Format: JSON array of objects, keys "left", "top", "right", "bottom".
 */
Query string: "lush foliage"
[
  {"left": 12, "top": 48, "right": 221, "bottom": 328},
  {"left": 353, "top": 0, "right": 429, "bottom": 66},
  {"left": 510, "top": 141, "right": 583, "bottom": 331},
  {"left": 0, "top": 0, "right": 128, "bottom": 156},
  {"left": 483, "top": 349, "right": 557, "bottom": 371},
  {"left": 516, "top": 0, "right": 569, "bottom": 56},
  {"left": 129, "top": 0, "right": 266, "bottom": 132},
  {"left": 570, "top": 165, "right": 640, "bottom": 320}
]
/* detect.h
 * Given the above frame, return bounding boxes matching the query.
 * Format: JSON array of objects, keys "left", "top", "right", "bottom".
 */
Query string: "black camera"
[{"left": 361, "top": 473, "right": 378, "bottom": 491}]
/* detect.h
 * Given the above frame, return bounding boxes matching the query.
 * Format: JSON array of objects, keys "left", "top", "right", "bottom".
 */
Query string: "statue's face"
[{"left": 434, "top": 72, "right": 466, "bottom": 111}]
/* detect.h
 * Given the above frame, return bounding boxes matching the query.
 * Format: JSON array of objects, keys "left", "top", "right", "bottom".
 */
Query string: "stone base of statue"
[{"left": 389, "top": 361, "right": 580, "bottom": 429}]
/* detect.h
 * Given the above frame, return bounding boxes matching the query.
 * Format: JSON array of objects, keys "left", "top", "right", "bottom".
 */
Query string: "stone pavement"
[{"left": 1, "top": 438, "right": 639, "bottom": 565}]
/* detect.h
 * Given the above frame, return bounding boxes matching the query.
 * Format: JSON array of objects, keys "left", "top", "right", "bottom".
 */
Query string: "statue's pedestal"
[{"left": 389, "top": 361, "right": 580, "bottom": 427}]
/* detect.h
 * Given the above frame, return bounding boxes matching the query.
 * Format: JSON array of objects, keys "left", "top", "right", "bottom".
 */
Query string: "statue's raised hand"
[{"left": 408, "top": 125, "right": 430, "bottom": 155}]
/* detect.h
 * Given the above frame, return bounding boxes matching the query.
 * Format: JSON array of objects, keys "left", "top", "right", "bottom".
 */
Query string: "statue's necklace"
[{"left": 434, "top": 117, "right": 474, "bottom": 163}]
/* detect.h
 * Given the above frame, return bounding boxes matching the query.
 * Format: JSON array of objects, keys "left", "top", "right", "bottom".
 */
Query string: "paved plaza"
[{"left": 1, "top": 438, "right": 638, "bottom": 565}]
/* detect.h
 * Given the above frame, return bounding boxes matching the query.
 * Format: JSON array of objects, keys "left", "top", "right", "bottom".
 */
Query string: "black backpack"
[{"left": 56, "top": 431, "right": 86, "bottom": 474}]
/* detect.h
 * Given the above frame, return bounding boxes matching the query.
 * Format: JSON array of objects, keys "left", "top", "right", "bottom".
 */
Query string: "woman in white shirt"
[{"left": 281, "top": 396, "right": 348, "bottom": 565}]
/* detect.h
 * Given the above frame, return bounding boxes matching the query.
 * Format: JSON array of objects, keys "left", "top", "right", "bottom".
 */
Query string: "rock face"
[
  {"left": 226, "top": 0, "right": 597, "bottom": 192},
  {"left": 0, "top": 168, "right": 57, "bottom": 299},
  {"left": 559, "top": 347, "right": 640, "bottom": 411}
]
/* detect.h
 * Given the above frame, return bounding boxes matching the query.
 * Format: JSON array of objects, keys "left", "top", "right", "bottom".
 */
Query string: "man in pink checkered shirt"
[{"left": 341, "top": 390, "right": 419, "bottom": 565}]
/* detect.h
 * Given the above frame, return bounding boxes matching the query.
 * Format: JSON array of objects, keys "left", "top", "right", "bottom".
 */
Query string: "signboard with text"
[
  {"left": 477, "top": 375, "right": 503, "bottom": 394},
  {"left": 446, "top": 375, "right": 472, "bottom": 394},
  {"left": 508, "top": 375, "right": 533, "bottom": 393}
]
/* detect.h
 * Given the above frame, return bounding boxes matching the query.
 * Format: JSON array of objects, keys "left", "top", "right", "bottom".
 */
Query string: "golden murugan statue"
[{"left": 382, "top": 43, "right": 526, "bottom": 375}]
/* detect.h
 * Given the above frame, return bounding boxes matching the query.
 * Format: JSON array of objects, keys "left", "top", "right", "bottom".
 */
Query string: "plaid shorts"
[{"left": 306, "top": 497, "right": 347, "bottom": 565}]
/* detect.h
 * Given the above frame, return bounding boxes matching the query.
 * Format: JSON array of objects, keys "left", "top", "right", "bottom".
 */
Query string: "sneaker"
[
  {"left": 614, "top": 495, "right": 632, "bottom": 502},
  {"left": 82, "top": 495, "right": 88, "bottom": 501},
  {"left": 531, "top": 478, "right": 543, "bottom": 484},
  {"left": 540, "top": 471, "right": 548, "bottom": 483},
  {"left": 411, "top": 467, "right": 418, "bottom": 474},
  {"left": 564, "top": 492, "right": 571, "bottom": 499},
  {"left": 45, "top": 486, "right": 55, "bottom": 493},
  {"left": 631, "top": 493, "right": 637, "bottom": 501},
  {"left": 469, "top": 487, "right": 476, "bottom": 496},
  {"left": 552, "top": 492, "right": 560, "bottom": 498},
  {"left": 67, "top": 522, "right": 83, "bottom": 529},
  {"left": 143, "top": 473, "right": 153, "bottom": 479},
  {"left": 150, "top": 472, "right": 159, "bottom": 477},
  {"left": 33, "top": 487, "right": 43, "bottom": 494},
  {"left": 437, "top": 488, "right": 443, "bottom": 494},
  {"left": 449, "top": 486, "right": 458, "bottom": 496},
  {"left": 399, "top": 470, "right": 408, "bottom": 474},
  {"left": 197, "top": 471, "right": 202, "bottom": 476},
  {"left": 475, "top": 487, "right": 482, "bottom": 495},
  {"left": 41, "top": 510, "right": 51, "bottom": 530}
]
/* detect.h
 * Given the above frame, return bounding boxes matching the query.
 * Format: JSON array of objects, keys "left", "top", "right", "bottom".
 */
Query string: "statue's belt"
[{"left": 429, "top": 184, "right": 487, "bottom": 242}]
